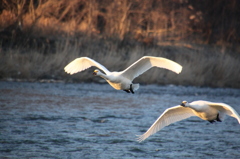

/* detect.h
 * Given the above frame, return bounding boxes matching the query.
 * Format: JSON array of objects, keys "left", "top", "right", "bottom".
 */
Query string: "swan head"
[
  {"left": 181, "top": 101, "right": 189, "bottom": 107},
  {"left": 93, "top": 69, "right": 100, "bottom": 76}
]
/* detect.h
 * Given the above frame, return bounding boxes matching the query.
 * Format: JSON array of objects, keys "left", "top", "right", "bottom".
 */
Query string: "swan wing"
[
  {"left": 64, "top": 57, "right": 110, "bottom": 75},
  {"left": 207, "top": 102, "right": 240, "bottom": 123},
  {"left": 121, "top": 56, "right": 182, "bottom": 81},
  {"left": 137, "top": 106, "right": 195, "bottom": 142}
]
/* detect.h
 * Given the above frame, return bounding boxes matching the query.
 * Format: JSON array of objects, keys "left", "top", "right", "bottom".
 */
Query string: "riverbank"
[{"left": 1, "top": 40, "right": 239, "bottom": 88}]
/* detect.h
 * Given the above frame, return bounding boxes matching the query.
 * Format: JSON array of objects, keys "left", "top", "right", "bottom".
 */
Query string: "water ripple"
[{"left": 0, "top": 81, "right": 240, "bottom": 159}]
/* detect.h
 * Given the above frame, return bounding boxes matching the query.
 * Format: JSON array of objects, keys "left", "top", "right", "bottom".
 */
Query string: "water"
[{"left": 0, "top": 81, "right": 240, "bottom": 159}]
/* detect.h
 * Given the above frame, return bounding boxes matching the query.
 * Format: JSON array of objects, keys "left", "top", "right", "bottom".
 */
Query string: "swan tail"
[{"left": 132, "top": 84, "right": 139, "bottom": 91}]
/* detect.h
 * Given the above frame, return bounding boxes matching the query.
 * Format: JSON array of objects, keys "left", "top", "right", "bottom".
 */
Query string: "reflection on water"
[{"left": 0, "top": 81, "right": 240, "bottom": 158}]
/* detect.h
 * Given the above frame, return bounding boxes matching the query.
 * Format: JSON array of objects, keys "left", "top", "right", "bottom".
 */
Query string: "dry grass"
[
  {"left": 176, "top": 49, "right": 240, "bottom": 87},
  {"left": 1, "top": 0, "right": 239, "bottom": 46},
  {"left": 1, "top": 38, "right": 239, "bottom": 88}
]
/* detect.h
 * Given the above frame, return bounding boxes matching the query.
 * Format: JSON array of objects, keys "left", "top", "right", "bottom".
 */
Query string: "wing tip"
[
  {"left": 136, "top": 134, "right": 146, "bottom": 143},
  {"left": 64, "top": 66, "right": 72, "bottom": 75},
  {"left": 175, "top": 66, "right": 183, "bottom": 74}
]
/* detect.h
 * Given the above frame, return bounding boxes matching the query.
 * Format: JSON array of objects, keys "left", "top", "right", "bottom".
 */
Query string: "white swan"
[
  {"left": 64, "top": 56, "right": 182, "bottom": 93},
  {"left": 137, "top": 100, "right": 240, "bottom": 142}
]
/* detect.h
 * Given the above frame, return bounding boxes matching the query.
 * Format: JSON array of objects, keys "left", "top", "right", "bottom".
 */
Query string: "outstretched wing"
[
  {"left": 64, "top": 57, "right": 110, "bottom": 75},
  {"left": 137, "top": 106, "right": 194, "bottom": 142},
  {"left": 121, "top": 56, "right": 182, "bottom": 81},
  {"left": 207, "top": 102, "right": 240, "bottom": 124}
]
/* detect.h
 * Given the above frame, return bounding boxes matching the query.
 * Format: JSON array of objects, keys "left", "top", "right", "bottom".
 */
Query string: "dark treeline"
[{"left": 0, "top": 0, "right": 239, "bottom": 50}]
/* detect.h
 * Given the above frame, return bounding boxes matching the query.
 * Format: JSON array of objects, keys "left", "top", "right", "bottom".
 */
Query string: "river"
[{"left": 0, "top": 81, "right": 240, "bottom": 159}]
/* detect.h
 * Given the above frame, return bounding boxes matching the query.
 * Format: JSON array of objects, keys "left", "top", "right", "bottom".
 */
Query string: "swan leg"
[
  {"left": 130, "top": 84, "right": 134, "bottom": 94},
  {"left": 208, "top": 120, "right": 215, "bottom": 124},
  {"left": 123, "top": 85, "right": 134, "bottom": 94},
  {"left": 209, "top": 114, "right": 222, "bottom": 123},
  {"left": 124, "top": 90, "right": 131, "bottom": 93},
  {"left": 216, "top": 113, "right": 222, "bottom": 122}
]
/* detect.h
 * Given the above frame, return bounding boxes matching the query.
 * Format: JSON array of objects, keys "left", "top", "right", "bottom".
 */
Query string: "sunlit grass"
[{"left": 1, "top": 38, "right": 239, "bottom": 88}]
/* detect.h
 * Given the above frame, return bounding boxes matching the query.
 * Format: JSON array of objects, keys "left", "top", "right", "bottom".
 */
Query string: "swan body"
[
  {"left": 137, "top": 100, "right": 240, "bottom": 142},
  {"left": 64, "top": 56, "right": 182, "bottom": 93}
]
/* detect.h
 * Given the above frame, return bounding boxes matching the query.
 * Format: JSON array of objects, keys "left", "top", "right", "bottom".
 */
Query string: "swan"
[
  {"left": 137, "top": 100, "right": 240, "bottom": 142},
  {"left": 64, "top": 56, "right": 182, "bottom": 93}
]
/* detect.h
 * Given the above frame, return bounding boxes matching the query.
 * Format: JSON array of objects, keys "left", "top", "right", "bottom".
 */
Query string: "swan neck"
[
  {"left": 187, "top": 104, "right": 199, "bottom": 110},
  {"left": 98, "top": 72, "right": 109, "bottom": 80}
]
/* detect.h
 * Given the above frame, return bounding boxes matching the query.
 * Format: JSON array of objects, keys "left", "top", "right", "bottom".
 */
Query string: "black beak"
[{"left": 181, "top": 103, "right": 185, "bottom": 107}]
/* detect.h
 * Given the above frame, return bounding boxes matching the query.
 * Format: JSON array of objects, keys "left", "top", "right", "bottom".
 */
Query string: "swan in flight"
[
  {"left": 137, "top": 100, "right": 240, "bottom": 142},
  {"left": 64, "top": 56, "right": 182, "bottom": 93}
]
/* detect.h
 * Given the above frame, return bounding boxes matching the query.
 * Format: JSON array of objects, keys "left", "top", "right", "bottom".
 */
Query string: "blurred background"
[
  {"left": 1, "top": 1, "right": 240, "bottom": 158},
  {"left": 0, "top": 0, "right": 240, "bottom": 87}
]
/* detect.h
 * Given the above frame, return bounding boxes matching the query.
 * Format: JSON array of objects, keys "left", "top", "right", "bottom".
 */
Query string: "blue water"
[{"left": 0, "top": 81, "right": 240, "bottom": 159}]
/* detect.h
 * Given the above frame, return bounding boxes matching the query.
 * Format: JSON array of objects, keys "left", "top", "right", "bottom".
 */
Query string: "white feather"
[
  {"left": 206, "top": 102, "right": 240, "bottom": 123},
  {"left": 138, "top": 100, "right": 240, "bottom": 142},
  {"left": 122, "top": 56, "right": 182, "bottom": 81},
  {"left": 64, "top": 56, "right": 182, "bottom": 92},
  {"left": 64, "top": 57, "right": 110, "bottom": 75},
  {"left": 137, "top": 106, "right": 195, "bottom": 142}
]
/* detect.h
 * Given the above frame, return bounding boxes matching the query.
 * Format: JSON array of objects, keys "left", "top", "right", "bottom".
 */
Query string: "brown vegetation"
[
  {"left": 0, "top": 0, "right": 240, "bottom": 88},
  {"left": 1, "top": 0, "right": 240, "bottom": 45}
]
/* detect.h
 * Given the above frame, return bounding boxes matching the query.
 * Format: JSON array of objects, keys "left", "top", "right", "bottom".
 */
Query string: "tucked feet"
[
  {"left": 216, "top": 113, "right": 222, "bottom": 122},
  {"left": 124, "top": 90, "right": 131, "bottom": 93},
  {"left": 208, "top": 120, "right": 215, "bottom": 124},
  {"left": 130, "top": 84, "right": 134, "bottom": 94},
  {"left": 208, "top": 114, "right": 222, "bottom": 123},
  {"left": 123, "top": 84, "right": 135, "bottom": 94}
]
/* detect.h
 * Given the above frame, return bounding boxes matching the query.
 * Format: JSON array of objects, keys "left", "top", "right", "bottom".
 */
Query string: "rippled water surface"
[{"left": 0, "top": 81, "right": 240, "bottom": 159}]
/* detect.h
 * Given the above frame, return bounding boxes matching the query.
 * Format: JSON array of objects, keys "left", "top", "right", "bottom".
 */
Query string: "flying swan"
[
  {"left": 137, "top": 100, "right": 240, "bottom": 142},
  {"left": 64, "top": 56, "right": 182, "bottom": 93}
]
